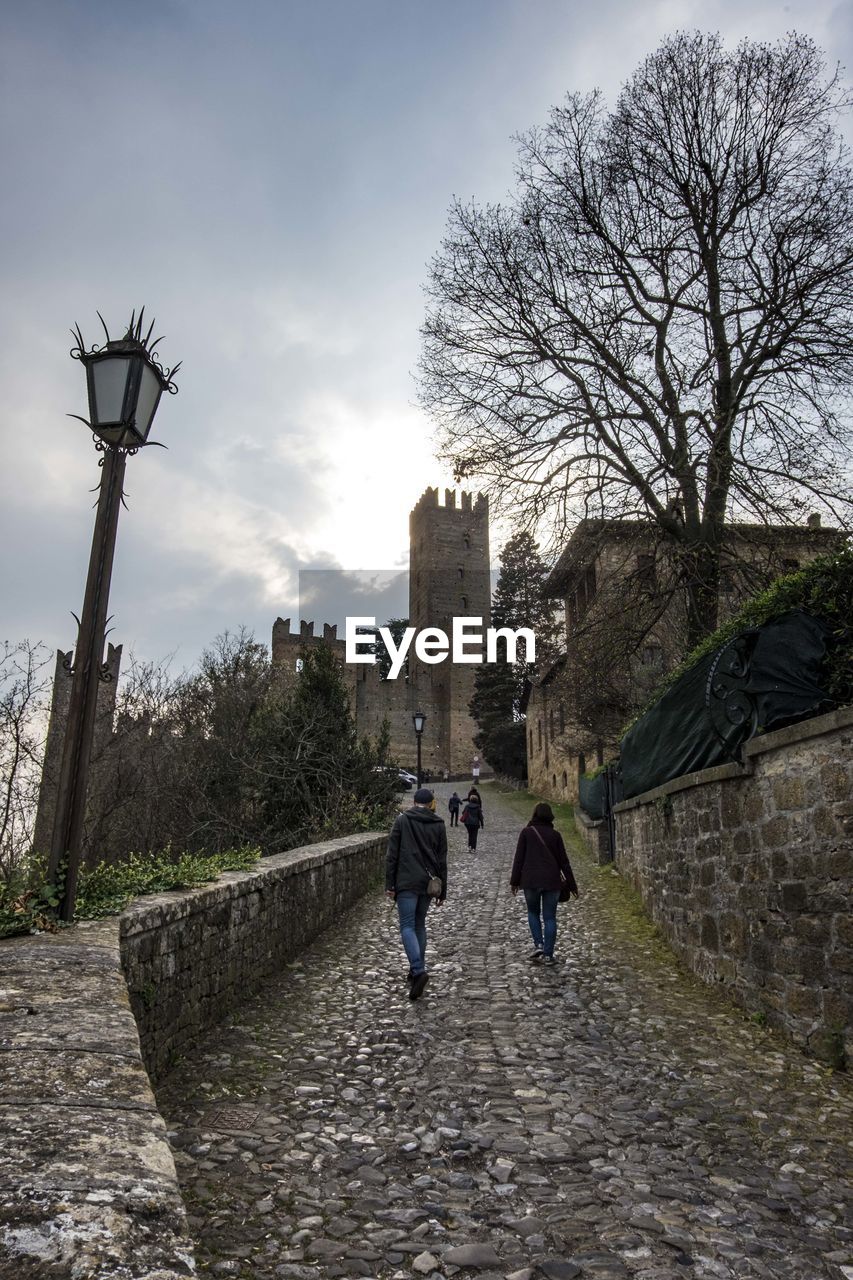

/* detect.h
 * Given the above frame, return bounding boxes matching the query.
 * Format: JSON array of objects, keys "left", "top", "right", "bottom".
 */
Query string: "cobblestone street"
[{"left": 157, "top": 784, "right": 853, "bottom": 1280}]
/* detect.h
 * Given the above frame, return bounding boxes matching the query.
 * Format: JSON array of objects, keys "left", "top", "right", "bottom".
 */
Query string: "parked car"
[{"left": 398, "top": 770, "right": 418, "bottom": 786}]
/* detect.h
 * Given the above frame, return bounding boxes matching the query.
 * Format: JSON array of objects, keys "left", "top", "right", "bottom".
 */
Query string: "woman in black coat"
[
  {"left": 462, "top": 790, "right": 484, "bottom": 850},
  {"left": 510, "top": 802, "right": 578, "bottom": 963}
]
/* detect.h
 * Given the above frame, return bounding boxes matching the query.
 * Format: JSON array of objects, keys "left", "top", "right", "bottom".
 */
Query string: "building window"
[
  {"left": 529, "top": 728, "right": 534, "bottom": 755},
  {"left": 538, "top": 720, "right": 542, "bottom": 749},
  {"left": 552, "top": 774, "right": 557, "bottom": 789},
  {"left": 783, "top": 558, "right": 800, "bottom": 572},
  {"left": 461, "top": 595, "right": 467, "bottom": 609},
  {"left": 458, "top": 566, "right": 464, "bottom": 579},
  {"left": 573, "top": 563, "right": 598, "bottom": 621},
  {"left": 562, "top": 770, "right": 567, "bottom": 788}
]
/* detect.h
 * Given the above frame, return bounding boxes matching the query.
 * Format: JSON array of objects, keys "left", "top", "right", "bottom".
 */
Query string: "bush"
[{"left": 0, "top": 845, "right": 260, "bottom": 937}]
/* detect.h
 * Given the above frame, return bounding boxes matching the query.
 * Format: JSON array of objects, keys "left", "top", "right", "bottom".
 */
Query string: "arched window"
[{"left": 562, "top": 771, "right": 568, "bottom": 789}]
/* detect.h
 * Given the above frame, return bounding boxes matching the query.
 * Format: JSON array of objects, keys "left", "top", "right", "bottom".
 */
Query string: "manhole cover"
[{"left": 203, "top": 1105, "right": 261, "bottom": 1132}]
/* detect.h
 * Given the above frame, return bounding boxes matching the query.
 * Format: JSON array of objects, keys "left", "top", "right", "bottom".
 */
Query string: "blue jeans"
[
  {"left": 396, "top": 891, "right": 429, "bottom": 975},
  {"left": 524, "top": 888, "right": 560, "bottom": 957}
]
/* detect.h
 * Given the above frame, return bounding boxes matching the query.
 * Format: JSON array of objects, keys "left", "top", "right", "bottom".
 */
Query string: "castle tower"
[{"left": 409, "top": 488, "right": 490, "bottom": 777}]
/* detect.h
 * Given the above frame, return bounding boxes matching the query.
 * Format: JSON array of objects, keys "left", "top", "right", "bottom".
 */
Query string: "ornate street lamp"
[
  {"left": 412, "top": 710, "right": 427, "bottom": 788},
  {"left": 47, "top": 311, "right": 179, "bottom": 920}
]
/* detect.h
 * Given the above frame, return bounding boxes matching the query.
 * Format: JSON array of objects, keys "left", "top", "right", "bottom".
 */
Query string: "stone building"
[
  {"left": 527, "top": 516, "right": 843, "bottom": 805},
  {"left": 272, "top": 487, "right": 491, "bottom": 779}
]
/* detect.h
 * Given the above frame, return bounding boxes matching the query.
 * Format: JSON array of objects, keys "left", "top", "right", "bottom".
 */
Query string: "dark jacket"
[
  {"left": 386, "top": 807, "right": 448, "bottom": 900},
  {"left": 448, "top": 794, "right": 461, "bottom": 812},
  {"left": 510, "top": 820, "right": 578, "bottom": 894},
  {"left": 462, "top": 797, "right": 484, "bottom": 828}
]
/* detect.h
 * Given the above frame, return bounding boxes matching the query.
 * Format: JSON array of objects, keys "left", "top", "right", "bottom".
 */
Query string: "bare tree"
[
  {"left": 420, "top": 32, "right": 853, "bottom": 644},
  {"left": 0, "top": 641, "right": 52, "bottom": 886}
]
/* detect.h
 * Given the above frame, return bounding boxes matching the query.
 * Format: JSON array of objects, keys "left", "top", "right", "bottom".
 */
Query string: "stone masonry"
[{"left": 612, "top": 706, "right": 853, "bottom": 1065}]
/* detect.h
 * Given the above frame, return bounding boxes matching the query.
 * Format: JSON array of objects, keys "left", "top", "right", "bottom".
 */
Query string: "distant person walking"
[
  {"left": 461, "top": 789, "right": 484, "bottom": 851},
  {"left": 385, "top": 788, "right": 447, "bottom": 1000},
  {"left": 448, "top": 792, "right": 461, "bottom": 826},
  {"left": 510, "top": 802, "right": 578, "bottom": 964}
]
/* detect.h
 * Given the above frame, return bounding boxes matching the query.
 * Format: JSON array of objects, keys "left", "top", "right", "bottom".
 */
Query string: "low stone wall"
[
  {"left": 613, "top": 706, "right": 853, "bottom": 1065},
  {"left": 0, "top": 921, "right": 195, "bottom": 1280},
  {"left": 123, "top": 833, "right": 386, "bottom": 1083},
  {"left": 574, "top": 806, "right": 612, "bottom": 864},
  {"left": 0, "top": 830, "right": 386, "bottom": 1278}
]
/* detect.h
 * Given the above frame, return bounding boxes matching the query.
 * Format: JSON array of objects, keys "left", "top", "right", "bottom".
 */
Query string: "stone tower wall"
[
  {"left": 408, "top": 488, "right": 490, "bottom": 776},
  {"left": 271, "top": 618, "right": 358, "bottom": 718},
  {"left": 354, "top": 664, "right": 416, "bottom": 770}
]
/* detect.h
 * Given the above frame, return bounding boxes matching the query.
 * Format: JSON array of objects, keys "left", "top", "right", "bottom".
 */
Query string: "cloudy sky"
[{"left": 2, "top": 0, "right": 851, "bottom": 672}]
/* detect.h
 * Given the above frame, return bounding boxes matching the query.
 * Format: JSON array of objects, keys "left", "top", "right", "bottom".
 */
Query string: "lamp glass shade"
[
  {"left": 85, "top": 348, "right": 167, "bottom": 447},
  {"left": 412, "top": 711, "right": 426, "bottom": 734},
  {"left": 134, "top": 361, "right": 163, "bottom": 441},
  {"left": 91, "top": 355, "right": 131, "bottom": 428}
]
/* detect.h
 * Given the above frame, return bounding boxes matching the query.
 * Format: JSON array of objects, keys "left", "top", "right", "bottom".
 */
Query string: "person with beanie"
[{"left": 385, "top": 788, "right": 447, "bottom": 1000}]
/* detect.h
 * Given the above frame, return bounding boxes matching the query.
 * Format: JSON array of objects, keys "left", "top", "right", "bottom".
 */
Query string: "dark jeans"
[
  {"left": 449, "top": 810, "right": 459, "bottom": 826},
  {"left": 465, "top": 822, "right": 480, "bottom": 850},
  {"left": 523, "top": 887, "right": 560, "bottom": 957},
  {"left": 396, "top": 890, "right": 429, "bottom": 975}
]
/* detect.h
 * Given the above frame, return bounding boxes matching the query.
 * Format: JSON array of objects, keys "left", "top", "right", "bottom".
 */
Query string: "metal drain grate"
[{"left": 202, "top": 1104, "right": 262, "bottom": 1132}]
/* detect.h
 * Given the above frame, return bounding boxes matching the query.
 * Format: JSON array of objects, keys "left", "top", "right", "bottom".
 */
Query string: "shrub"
[{"left": 0, "top": 845, "right": 260, "bottom": 937}]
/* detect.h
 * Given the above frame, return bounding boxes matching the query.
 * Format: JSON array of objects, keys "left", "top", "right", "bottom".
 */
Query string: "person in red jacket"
[{"left": 510, "top": 802, "right": 579, "bottom": 964}]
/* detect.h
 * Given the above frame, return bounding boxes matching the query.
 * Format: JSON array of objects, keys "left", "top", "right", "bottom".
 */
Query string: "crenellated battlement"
[
  {"left": 272, "top": 617, "right": 340, "bottom": 644},
  {"left": 411, "top": 486, "right": 488, "bottom": 518}
]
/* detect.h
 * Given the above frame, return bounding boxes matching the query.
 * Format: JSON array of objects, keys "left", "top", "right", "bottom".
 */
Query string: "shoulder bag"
[{"left": 404, "top": 814, "right": 443, "bottom": 897}]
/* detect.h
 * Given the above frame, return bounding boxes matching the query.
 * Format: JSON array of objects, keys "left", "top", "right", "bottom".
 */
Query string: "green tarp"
[
  {"left": 578, "top": 772, "right": 607, "bottom": 820},
  {"left": 618, "top": 610, "right": 831, "bottom": 801}
]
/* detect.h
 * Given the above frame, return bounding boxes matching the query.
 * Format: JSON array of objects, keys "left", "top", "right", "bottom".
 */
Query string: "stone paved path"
[{"left": 157, "top": 783, "right": 853, "bottom": 1280}]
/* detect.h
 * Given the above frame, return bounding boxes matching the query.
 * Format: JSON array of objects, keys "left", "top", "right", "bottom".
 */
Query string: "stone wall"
[
  {"left": 612, "top": 706, "right": 853, "bottom": 1064},
  {"left": 0, "top": 920, "right": 195, "bottom": 1280},
  {"left": 0, "top": 830, "right": 386, "bottom": 1277},
  {"left": 123, "top": 833, "right": 386, "bottom": 1083},
  {"left": 574, "top": 806, "right": 612, "bottom": 865}
]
